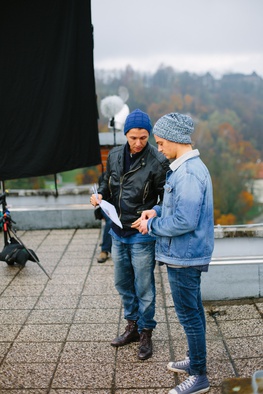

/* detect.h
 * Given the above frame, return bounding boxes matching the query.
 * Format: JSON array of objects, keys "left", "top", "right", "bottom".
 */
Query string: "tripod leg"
[{"left": 10, "top": 229, "right": 52, "bottom": 280}]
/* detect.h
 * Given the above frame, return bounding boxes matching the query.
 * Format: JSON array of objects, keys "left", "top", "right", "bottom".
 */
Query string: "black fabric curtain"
[{"left": 0, "top": 0, "right": 101, "bottom": 181}]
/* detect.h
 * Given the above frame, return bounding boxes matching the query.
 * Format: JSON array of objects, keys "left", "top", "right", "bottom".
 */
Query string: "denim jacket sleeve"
[{"left": 148, "top": 169, "right": 207, "bottom": 237}]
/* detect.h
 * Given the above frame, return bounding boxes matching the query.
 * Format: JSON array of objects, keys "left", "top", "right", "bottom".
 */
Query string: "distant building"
[{"left": 253, "top": 162, "right": 263, "bottom": 203}]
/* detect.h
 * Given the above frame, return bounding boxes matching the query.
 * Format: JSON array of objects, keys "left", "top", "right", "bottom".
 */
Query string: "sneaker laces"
[
  {"left": 176, "top": 358, "right": 190, "bottom": 367},
  {"left": 177, "top": 375, "right": 197, "bottom": 391}
]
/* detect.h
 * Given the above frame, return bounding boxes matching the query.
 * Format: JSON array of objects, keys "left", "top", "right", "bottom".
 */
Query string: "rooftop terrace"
[{"left": 0, "top": 227, "right": 262, "bottom": 393}]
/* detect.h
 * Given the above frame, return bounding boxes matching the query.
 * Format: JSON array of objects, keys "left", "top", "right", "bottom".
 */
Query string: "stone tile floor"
[{"left": 0, "top": 228, "right": 262, "bottom": 393}]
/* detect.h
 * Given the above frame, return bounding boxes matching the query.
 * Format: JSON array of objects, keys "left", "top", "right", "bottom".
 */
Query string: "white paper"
[
  {"left": 100, "top": 200, "right": 123, "bottom": 228},
  {"left": 92, "top": 184, "right": 123, "bottom": 229}
]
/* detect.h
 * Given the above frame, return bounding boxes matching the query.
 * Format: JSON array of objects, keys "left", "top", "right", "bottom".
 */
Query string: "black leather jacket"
[{"left": 98, "top": 142, "right": 170, "bottom": 231}]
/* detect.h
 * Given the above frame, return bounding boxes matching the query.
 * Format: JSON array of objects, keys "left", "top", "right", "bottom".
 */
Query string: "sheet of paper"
[
  {"left": 100, "top": 200, "right": 123, "bottom": 228},
  {"left": 92, "top": 184, "right": 123, "bottom": 228}
]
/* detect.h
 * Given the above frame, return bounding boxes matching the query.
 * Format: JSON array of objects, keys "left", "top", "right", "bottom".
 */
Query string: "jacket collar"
[
  {"left": 124, "top": 141, "right": 148, "bottom": 158},
  {"left": 169, "top": 149, "right": 200, "bottom": 172}
]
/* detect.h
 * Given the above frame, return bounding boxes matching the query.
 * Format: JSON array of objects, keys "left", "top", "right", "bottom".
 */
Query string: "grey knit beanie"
[{"left": 153, "top": 113, "right": 194, "bottom": 144}]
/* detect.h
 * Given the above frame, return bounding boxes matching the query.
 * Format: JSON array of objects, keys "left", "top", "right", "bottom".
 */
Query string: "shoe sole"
[
  {"left": 138, "top": 353, "right": 152, "bottom": 361},
  {"left": 167, "top": 363, "right": 189, "bottom": 373},
  {"left": 191, "top": 387, "right": 210, "bottom": 394},
  {"left": 110, "top": 337, "right": 140, "bottom": 347},
  {"left": 169, "top": 386, "right": 210, "bottom": 394},
  {"left": 97, "top": 257, "right": 108, "bottom": 263}
]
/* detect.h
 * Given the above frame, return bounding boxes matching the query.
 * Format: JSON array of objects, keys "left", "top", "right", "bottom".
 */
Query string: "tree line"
[{"left": 95, "top": 65, "right": 263, "bottom": 224}]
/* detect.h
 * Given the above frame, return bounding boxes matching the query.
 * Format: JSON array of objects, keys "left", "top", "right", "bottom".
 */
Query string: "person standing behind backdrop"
[
  {"left": 132, "top": 113, "right": 214, "bottom": 393},
  {"left": 96, "top": 172, "right": 112, "bottom": 263},
  {"left": 90, "top": 109, "right": 169, "bottom": 360}
]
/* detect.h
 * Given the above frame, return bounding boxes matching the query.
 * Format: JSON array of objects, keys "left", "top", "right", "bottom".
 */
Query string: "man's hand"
[
  {"left": 131, "top": 217, "right": 141, "bottom": 229},
  {"left": 90, "top": 193, "right": 103, "bottom": 207},
  {"left": 139, "top": 219, "right": 149, "bottom": 235},
  {"left": 131, "top": 209, "right": 157, "bottom": 233},
  {"left": 141, "top": 209, "right": 157, "bottom": 220}
]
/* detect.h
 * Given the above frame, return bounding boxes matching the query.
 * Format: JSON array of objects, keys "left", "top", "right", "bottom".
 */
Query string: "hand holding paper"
[{"left": 92, "top": 185, "right": 123, "bottom": 228}]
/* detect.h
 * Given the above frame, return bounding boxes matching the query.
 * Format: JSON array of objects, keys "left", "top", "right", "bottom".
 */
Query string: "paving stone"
[
  {"left": 5, "top": 342, "right": 63, "bottom": 363},
  {"left": 0, "top": 362, "right": 56, "bottom": 389}
]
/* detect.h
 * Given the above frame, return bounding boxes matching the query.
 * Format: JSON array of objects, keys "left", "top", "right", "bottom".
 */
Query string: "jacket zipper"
[
  {"left": 142, "top": 181, "right": 150, "bottom": 205},
  {"left": 118, "top": 164, "right": 142, "bottom": 219}
]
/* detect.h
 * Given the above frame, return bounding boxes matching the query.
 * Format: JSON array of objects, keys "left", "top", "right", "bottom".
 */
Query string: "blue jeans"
[
  {"left": 101, "top": 211, "right": 112, "bottom": 253},
  {"left": 111, "top": 238, "right": 156, "bottom": 332},
  {"left": 167, "top": 266, "right": 207, "bottom": 375}
]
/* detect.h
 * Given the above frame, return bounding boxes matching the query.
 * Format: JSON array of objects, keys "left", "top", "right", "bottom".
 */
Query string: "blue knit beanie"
[
  {"left": 153, "top": 113, "right": 194, "bottom": 144},
  {"left": 124, "top": 109, "right": 152, "bottom": 135}
]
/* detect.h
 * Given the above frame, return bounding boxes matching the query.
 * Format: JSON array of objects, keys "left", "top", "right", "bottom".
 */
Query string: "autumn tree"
[{"left": 195, "top": 115, "right": 260, "bottom": 224}]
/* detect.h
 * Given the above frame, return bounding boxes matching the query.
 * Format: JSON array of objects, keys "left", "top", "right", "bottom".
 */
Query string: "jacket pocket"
[{"left": 163, "top": 183, "right": 174, "bottom": 208}]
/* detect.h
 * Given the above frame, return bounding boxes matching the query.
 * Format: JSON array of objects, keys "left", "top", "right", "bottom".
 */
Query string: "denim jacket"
[{"left": 148, "top": 149, "right": 214, "bottom": 267}]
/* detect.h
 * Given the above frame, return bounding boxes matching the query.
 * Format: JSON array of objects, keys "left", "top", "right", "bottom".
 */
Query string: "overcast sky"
[{"left": 91, "top": 0, "right": 263, "bottom": 78}]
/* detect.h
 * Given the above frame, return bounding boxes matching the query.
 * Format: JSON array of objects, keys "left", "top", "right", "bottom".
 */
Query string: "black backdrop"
[{"left": 0, "top": 0, "right": 101, "bottom": 181}]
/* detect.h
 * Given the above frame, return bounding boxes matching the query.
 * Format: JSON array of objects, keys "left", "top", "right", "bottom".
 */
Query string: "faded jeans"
[
  {"left": 111, "top": 238, "right": 156, "bottom": 332},
  {"left": 101, "top": 211, "right": 112, "bottom": 253},
  {"left": 167, "top": 265, "right": 207, "bottom": 375}
]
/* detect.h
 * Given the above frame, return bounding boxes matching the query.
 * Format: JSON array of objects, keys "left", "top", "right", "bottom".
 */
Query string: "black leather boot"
[
  {"left": 138, "top": 329, "right": 153, "bottom": 360},
  {"left": 111, "top": 320, "right": 140, "bottom": 347}
]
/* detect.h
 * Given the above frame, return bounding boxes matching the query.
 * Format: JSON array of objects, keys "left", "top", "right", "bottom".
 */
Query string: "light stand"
[
  {"left": 0, "top": 183, "right": 51, "bottom": 279},
  {"left": 109, "top": 117, "right": 116, "bottom": 146},
  {"left": 100, "top": 87, "right": 130, "bottom": 146},
  {"left": 1, "top": 181, "right": 8, "bottom": 245}
]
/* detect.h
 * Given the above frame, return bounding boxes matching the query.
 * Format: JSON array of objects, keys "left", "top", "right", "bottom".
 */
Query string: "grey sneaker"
[
  {"left": 169, "top": 374, "right": 210, "bottom": 394},
  {"left": 167, "top": 357, "right": 190, "bottom": 373}
]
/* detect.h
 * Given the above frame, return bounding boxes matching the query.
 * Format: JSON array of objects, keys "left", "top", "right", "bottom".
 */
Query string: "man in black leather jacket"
[{"left": 90, "top": 108, "right": 169, "bottom": 360}]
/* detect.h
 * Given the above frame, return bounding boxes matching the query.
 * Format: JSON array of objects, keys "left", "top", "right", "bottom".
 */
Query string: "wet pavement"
[{"left": 0, "top": 227, "right": 262, "bottom": 393}]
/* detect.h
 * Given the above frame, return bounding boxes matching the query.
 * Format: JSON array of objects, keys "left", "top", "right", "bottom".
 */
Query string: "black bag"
[
  {"left": 94, "top": 206, "right": 103, "bottom": 220},
  {"left": 0, "top": 237, "right": 39, "bottom": 266}
]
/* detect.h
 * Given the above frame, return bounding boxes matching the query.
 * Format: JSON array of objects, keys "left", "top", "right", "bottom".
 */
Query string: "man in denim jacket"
[{"left": 132, "top": 113, "right": 214, "bottom": 394}]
